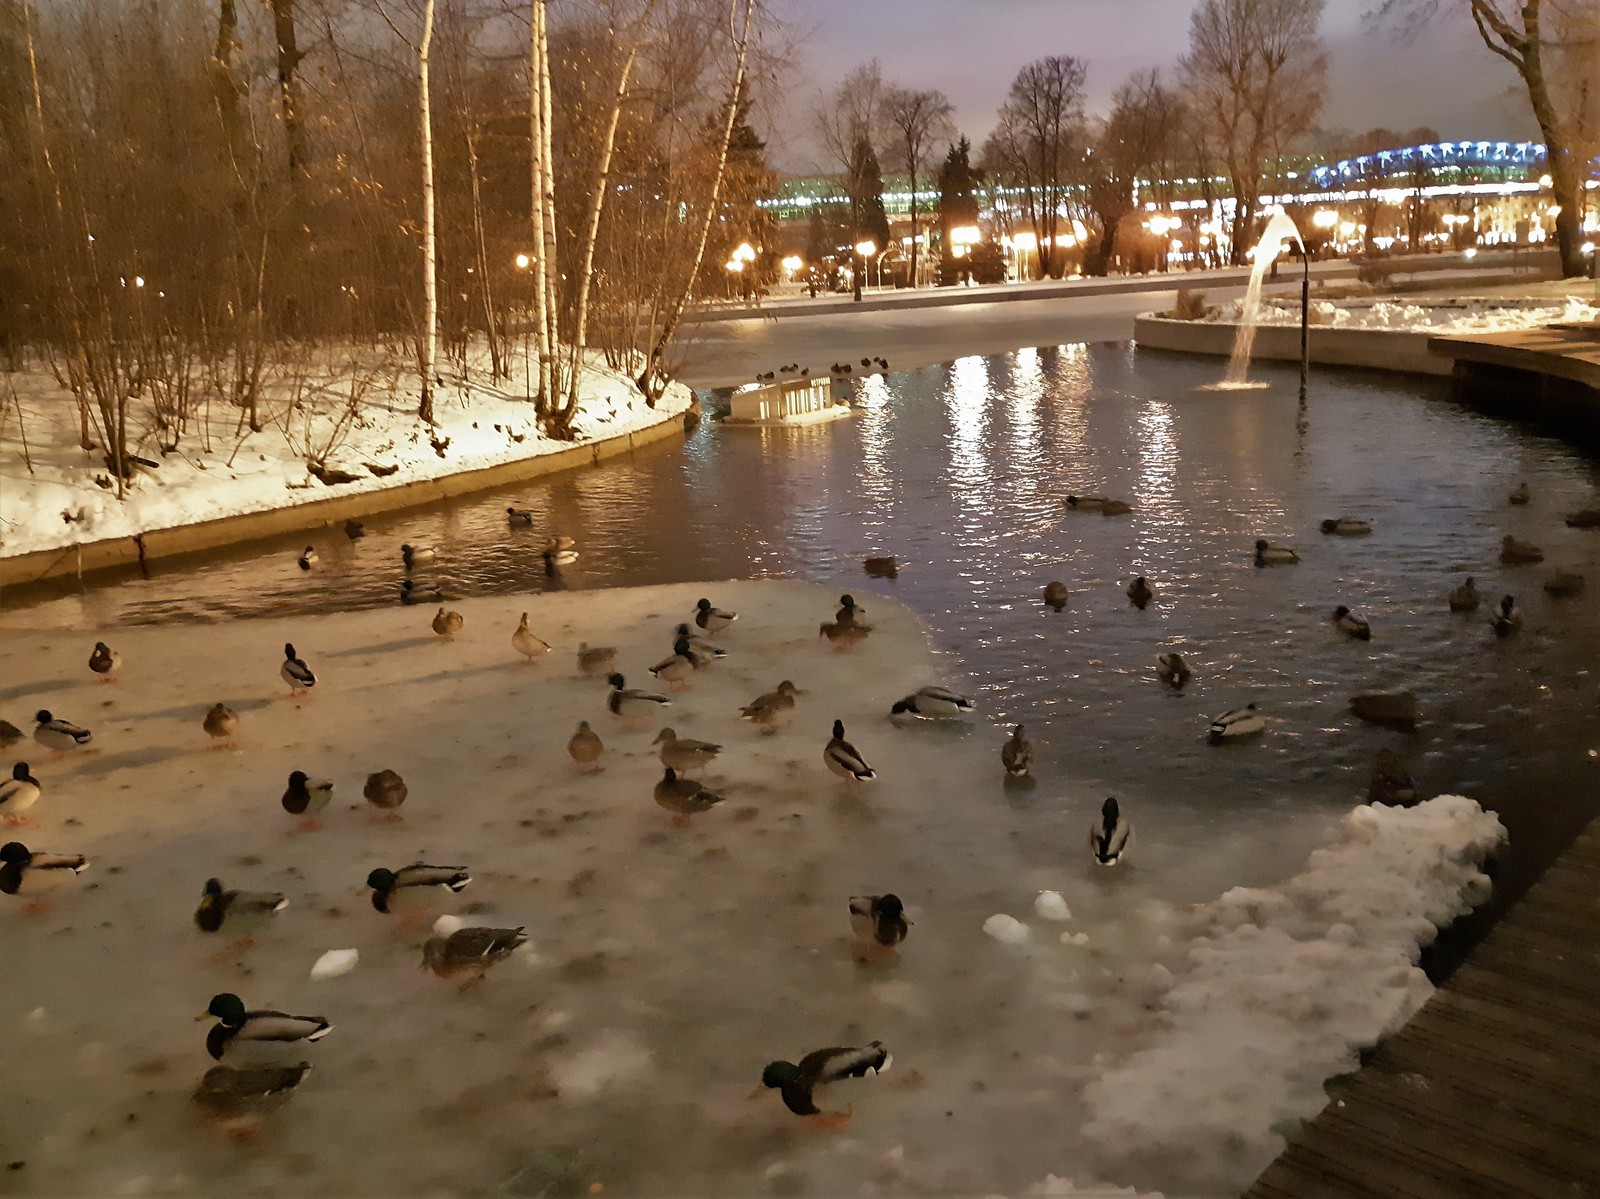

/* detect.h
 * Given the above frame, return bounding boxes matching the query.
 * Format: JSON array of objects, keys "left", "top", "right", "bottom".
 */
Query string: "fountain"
[{"left": 1206, "top": 209, "right": 1308, "bottom": 391}]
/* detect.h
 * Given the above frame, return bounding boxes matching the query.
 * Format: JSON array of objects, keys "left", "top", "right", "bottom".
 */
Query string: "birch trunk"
[
  {"left": 537, "top": 0, "right": 562, "bottom": 413},
  {"left": 418, "top": 0, "right": 438, "bottom": 425},
  {"left": 529, "top": 0, "right": 552, "bottom": 417},
  {"left": 637, "top": 0, "right": 753, "bottom": 402},
  {"left": 566, "top": 0, "right": 659, "bottom": 415}
]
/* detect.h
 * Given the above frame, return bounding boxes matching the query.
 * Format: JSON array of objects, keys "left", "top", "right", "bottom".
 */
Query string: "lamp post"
[{"left": 854, "top": 239, "right": 876, "bottom": 300}]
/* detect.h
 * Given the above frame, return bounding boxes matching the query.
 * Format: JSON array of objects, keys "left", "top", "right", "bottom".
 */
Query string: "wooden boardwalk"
[
  {"left": 1244, "top": 819, "right": 1600, "bottom": 1199},
  {"left": 1430, "top": 322, "right": 1600, "bottom": 392}
]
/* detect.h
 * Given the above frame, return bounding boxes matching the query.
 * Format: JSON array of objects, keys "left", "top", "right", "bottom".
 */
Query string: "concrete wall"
[
  {"left": 0, "top": 403, "right": 698, "bottom": 591},
  {"left": 1133, "top": 315, "right": 1451, "bottom": 377}
]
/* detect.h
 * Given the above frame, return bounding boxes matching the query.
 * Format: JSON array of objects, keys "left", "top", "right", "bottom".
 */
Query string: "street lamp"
[
  {"left": 514, "top": 252, "right": 531, "bottom": 270},
  {"left": 852, "top": 240, "right": 876, "bottom": 300}
]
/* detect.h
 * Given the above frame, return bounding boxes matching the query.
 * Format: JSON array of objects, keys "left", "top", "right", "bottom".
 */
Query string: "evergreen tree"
[
  {"left": 848, "top": 136, "right": 890, "bottom": 250},
  {"left": 936, "top": 136, "right": 982, "bottom": 285}
]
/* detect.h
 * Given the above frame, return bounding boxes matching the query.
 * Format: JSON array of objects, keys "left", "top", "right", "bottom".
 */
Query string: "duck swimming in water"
[
  {"left": 1331, "top": 605, "right": 1372, "bottom": 640},
  {"left": 1489, "top": 595, "right": 1521, "bottom": 637},
  {"left": 400, "top": 579, "right": 448, "bottom": 605},
  {"left": 1254, "top": 540, "right": 1299, "bottom": 566},
  {"left": 1001, "top": 725, "right": 1032, "bottom": 778},
  {"left": 1500, "top": 535, "right": 1544, "bottom": 565},
  {"left": 1448, "top": 577, "right": 1482, "bottom": 612},
  {"left": 1042, "top": 581, "right": 1069, "bottom": 612},
  {"left": 1209, "top": 703, "right": 1264, "bottom": 743},
  {"left": 1156, "top": 652, "right": 1191, "bottom": 689},
  {"left": 1126, "top": 576, "right": 1154, "bottom": 609},
  {"left": 1088, "top": 797, "right": 1131, "bottom": 865},
  {"left": 889, "top": 686, "right": 975, "bottom": 719},
  {"left": 1508, "top": 481, "right": 1530, "bottom": 506},
  {"left": 400, "top": 543, "right": 435, "bottom": 570},
  {"left": 1320, "top": 518, "right": 1371, "bottom": 536},
  {"left": 506, "top": 507, "right": 534, "bottom": 527}
]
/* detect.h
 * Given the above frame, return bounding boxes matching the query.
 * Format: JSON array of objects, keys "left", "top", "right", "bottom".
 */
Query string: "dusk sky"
[{"left": 765, "top": 0, "right": 1538, "bottom": 171}]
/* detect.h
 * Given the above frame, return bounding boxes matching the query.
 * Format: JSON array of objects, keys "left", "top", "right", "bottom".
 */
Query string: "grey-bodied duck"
[
  {"left": 824, "top": 719, "right": 875, "bottom": 782},
  {"left": 762, "top": 1042, "right": 891, "bottom": 1123},
  {"left": 204, "top": 992, "right": 331, "bottom": 1061}
]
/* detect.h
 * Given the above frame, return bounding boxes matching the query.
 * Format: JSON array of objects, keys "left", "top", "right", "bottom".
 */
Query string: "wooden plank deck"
[
  {"left": 1244, "top": 818, "right": 1600, "bottom": 1199},
  {"left": 1429, "top": 323, "right": 1600, "bottom": 391}
]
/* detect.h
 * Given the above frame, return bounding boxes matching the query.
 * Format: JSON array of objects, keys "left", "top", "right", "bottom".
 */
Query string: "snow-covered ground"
[
  {"left": 1, "top": 580, "right": 1504, "bottom": 1197},
  {"left": 1218, "top": 294, "right": 1600, "bottom": 332},
  {"left": 0, "top": 350, "right": 692, "bottom": 559}
]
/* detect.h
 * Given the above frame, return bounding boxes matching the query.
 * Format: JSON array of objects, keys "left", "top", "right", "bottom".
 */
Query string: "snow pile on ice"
[
  {"left": 0, "top": 351, "right": 692, "bottom": 557},
  {"left": 1034, "top": 891, "right": 1072, "bottom": 921},
  {"left": 1080, "top": 794, "right": 1505, "bottom": 1189},
  {"left": 984, "top": 913, "right": 1032, "bottom": 943},
  {"left": 1215, "top": 294, "right": 1600, "bottom": 333},
  {"left": 309, "top": 948, "right": 359, "bottom": 980}
]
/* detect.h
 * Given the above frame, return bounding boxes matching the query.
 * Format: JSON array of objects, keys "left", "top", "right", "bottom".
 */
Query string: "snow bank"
[
  {"left": 1214, "top": 294, "right": 1600, "bottom": 333},
  {"left": 0, "top": 351, "right": 692, "bottom": 558},
  {"left": 1080, "top": 795, "right": 1505, "bottom": 1189}
]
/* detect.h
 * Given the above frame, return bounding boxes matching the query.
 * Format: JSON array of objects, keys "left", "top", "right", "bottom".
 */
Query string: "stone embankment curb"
[{"left": 0, "top": 402, "right": 698, "bottom": 590}]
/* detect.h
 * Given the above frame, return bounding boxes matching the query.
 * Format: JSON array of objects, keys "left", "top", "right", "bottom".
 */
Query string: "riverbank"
[
  {"left": 0, "top": 359, "right": 694, "bottom": 588},
  {"left": 0, "top": 579, "right": 1507, "bottom": 1197}
]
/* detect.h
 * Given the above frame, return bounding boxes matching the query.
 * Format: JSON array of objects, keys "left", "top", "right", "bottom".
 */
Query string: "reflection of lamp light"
[
  {"left": 855, "top": 240, "right": 877, "bottom": 258},
  {"left": 514, "top": 253, "right": 531, "bottom": 269},
  {"left": 1311, "top": 209, "right": 1338, "bottom": 229}
]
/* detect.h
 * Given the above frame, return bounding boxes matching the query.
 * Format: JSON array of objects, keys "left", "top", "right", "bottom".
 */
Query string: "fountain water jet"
[{"left": 1203, "top": 209, "right": 1308, "bottom": 392}]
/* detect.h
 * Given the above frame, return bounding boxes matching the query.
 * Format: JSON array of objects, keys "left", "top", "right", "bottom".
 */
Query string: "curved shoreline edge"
[
  {"left": 0, "top": 400, "right": 699, "bottom": 590},
  {"left": 1133, "top": 313, "right": 1451, "bottom": 377}
]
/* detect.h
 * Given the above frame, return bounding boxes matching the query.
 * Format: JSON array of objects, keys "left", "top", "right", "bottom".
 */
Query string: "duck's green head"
[
  {"left": 0, "top": 842, "right": 31, "bottom": 864},
  {"left": 761, "top": 1060, "right": 801, "bottom": 1089},
  {"left": 208, "top": 993, "right": 247, "bottom": 1024},
  {"left": 697, "top": 598, "right": 711, "bottom": 612},
  {"left": 840, "top": 594, "right": 856, "bottom": 607},
  {"left": 367, "top": 868, "right": 397, "bottom": 893}
]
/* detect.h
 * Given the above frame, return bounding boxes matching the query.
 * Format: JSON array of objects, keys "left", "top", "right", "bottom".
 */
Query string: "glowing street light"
[
  {"left": 1311, "top": 209, "right": 1339, "bottom": 229},
  {"left": 733, "top": 241, "right": 757, "bottom": 263},
  {"left": 854, "top": 239, "right": 877, "bottom": 259},
  {"left": 514, "top": 252, "right": 531, "bottom": 270},
  {"left": 780, "top": 254, "right": 803, "bottom": 276}
]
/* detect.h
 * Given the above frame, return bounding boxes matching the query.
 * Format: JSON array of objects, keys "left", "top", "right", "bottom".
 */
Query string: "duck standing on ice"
[
  {"left": 34, "top": 711, "right": 91, "bottom": 753},
  {"left": 824, "top": 720, "right": 875, "bottom": 782},
  {"left": 204, "top": 992, "right": 332, "bottom": 1061},
  {"left": 1088, "top": 797, "right": 1131, "bottom": 865},
  {"left": 280, "top": 644, "right": 316, "bottom": 695},
  {"left": 761, "top": 1042, "right": 892, "bottom": 1125},
  {"left": 694, "top": 597, "right": 737, "bottom": 635}
]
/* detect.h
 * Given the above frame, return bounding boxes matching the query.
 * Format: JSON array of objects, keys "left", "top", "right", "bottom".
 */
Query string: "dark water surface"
[{"left": 8, "top": 343, "right": 1600, "bottom": 965}]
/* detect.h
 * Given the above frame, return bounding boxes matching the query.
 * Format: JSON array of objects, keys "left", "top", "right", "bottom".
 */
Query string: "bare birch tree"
[
  {"left": 882, "top": 84, "right": 953, "bottom": 287},
  {"left": 983, "top": 56, "right": 1087, "bottom": 278}
]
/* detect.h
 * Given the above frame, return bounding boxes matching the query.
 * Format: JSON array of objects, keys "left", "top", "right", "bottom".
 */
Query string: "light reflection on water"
[{"left": 6, "top": 344, "right": 1600, "bottom": 954}]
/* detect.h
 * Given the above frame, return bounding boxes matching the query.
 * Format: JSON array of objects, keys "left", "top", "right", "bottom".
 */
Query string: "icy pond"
[{"left": 5, "top": 344, "right": 1600, "bottom": 1196}]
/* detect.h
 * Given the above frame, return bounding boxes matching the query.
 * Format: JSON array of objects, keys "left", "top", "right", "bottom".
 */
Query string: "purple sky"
[{"left": 764, "top": 0, "right": 1538, "bottom": 171}]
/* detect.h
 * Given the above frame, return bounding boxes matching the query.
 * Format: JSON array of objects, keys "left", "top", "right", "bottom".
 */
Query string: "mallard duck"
[
  {"left": 863, "top": 557, "right": 898, "bottom": 578},
  {"left": 576, "top": 642, "right": 616, "bottom": 676},
  {"left": 1042, "top": 581, "right": 1069, "bottom": 612},
  {"left": 363, "top": 769, "right": 408, "bottom": 815},
  {"left": 343, "top": 519, "right": 365, "bottom": 540},
  {"left": 1001, "top": 725, "right": 1032, "bottom": 778},
  {"left": 1156, "top": 652, "right": 1191, "bottom": 689},
  {"left": 1508, "top": 482, "right": 1530, "bottom": 506},
  {"left": 89, "top": 641, "right": 121, "bottom": 681},
  {"left": 653, "top": 767, "right": 726, "bottom": 821},
  {"left": 1544, "top": 572, "right": 1585, "bottom": 599},
  {"left": 1101, "top": 499, "right": 1134, "bottom": 516},
  {"left": 740, "top": 680, "right": 800, "bottom": 731},
  {"left": 542, "top": 547, "right": 578, "bottom": 569},
  {"left": 835, "top": 595, "right": 866, "bottom": 626},
  {"left": 203, "top": 703, "right": 240, "bottom": 749},
  {"left": 506, "top": 506, "right": 535, "bottom": 527},
  {"left": 820, "top": 620, "right": 871, "bottom": 650},
  {"left": 1448, "top": 577, "right": 1482, "bottom": 612},
  {"left": 889, "top": 686, "right": 975, "bottom": 719},
  {"left": 1368, "top": 750, "right": 1417, "bottom": 807},
  {"left": 649, "top": 638, "right": 698, "bottom": 690},
  {"left": 367, "top": 864, "right": 470, "bottom": 914},
  {"left": 673, "top": 623, "right": 727, "bottom": 665},
  {"left": 824, "top": 719, "right": 875, "bottom": 782},
  {"left": 297, "top": 546, "right": 318, "bottom": 571},
  {"left": 0, "top": 763, "right": 42, "bottom": 824},
  {"left": 33, "top": 710, "right": 91, "bottom": 752},
  {"left": 1064, "top": 495, "right": 1107, "bottom": 511},
  {"left": 194, "top": 878, "right": 288, "bottom": 935},
  {"left": 1349, "top": 692, "right": 1418, "bottom": 730},
  {"left": 1320, "top": 518, "right": 1371, "bottom": 536},
  {"left": 193, "top": 1061, "right": 312, "bottom": 1122},
  {"left": 400, "top": 579, "right": 448, "bottom": 604},
  {"left": 761, "top": 1042, "right": 891, "bottom": 1119},
  {"left": 545, "top": 534, "right": 577, "bottom": 552},
  {"left": 400, "top": 543, "right": 435, "bottom": 570},
  {"left": 607, "top": 673, "right": 670, "bottom": 719},
  {"left": 567, "top": 720, "right": 604, "bottom": 771},
  {"left": 1489, "top": 595, "right": 1521, "bottom": 637},
  {"left": 281, "top": 771, "right": 333, "bottom": 830},
  {"left": 0, "top": 720, "right": 22, "bottom": 750},
  {"left": 0, "top": 842, "right": 88, "bottom": 904},
  {"left": 1566, "top": 507, "right": 1600, "bottom": 528},
  {"left": 420, "top": 925, "right": 529, "bottom": 981},
  {"left": 1089, "top": 797, "right": 1131, "bottom": 865},
  {"left": 280, "top": 644, "right": 316, "bottom": 694},
  {"left": 509, "top": 613, "right": 551, "bottom": 663},
  {"left": 1331, "top": 605, "right": 1372, "bottom": 640},
  {"left": 694, "top": 597, "right": 737, "bottom": 635},
  {"left": 849, "top": 894, "right": 909, "bottom": 952},
  {"left": 1254, "top": 540, "right": 1299, "bottom": 566},
  {"left": 1126, "top": 577, "right": 1154, "bottom": 609},
  {"left": 204, "top": 993, "right": 332, "bottom": 1061},
  {"left": 653, "top": 727, "right": 722, "bottom": 774},
  {"left": 1500, "top": 535, "right": 1544, "bottom": 564},
  {"left": 1208, "top": 703, "right": 1264, "bottom": 743},
  {"left": 431, "top": 607, "right": 464, "bottom": 638}
]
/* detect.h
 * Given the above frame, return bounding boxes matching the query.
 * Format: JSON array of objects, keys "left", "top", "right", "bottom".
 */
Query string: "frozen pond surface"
[{"left": 5, "top": 344, "right": 1600, "bottom": 1196}]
